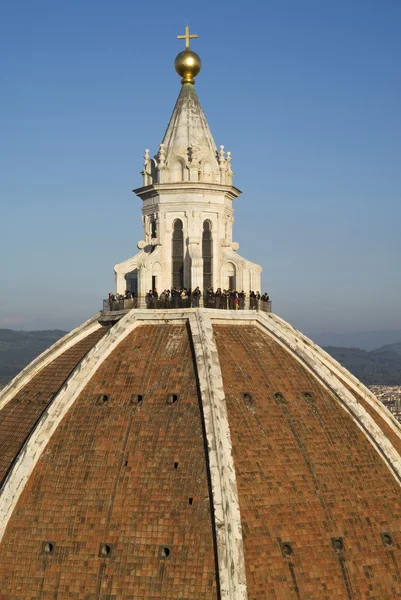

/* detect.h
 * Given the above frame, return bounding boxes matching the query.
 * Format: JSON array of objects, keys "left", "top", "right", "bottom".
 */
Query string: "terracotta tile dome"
[{"left": 1, "top": 309, "right": 401, "bottom": 599}]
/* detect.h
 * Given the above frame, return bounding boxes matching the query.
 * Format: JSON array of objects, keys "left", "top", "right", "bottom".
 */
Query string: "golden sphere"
[{"left": 174, "top": 50, "right": 201, "bottom": 84}]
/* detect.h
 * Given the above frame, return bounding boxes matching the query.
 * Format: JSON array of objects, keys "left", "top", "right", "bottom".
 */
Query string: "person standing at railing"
[
  {"left": 171, "top": 287, "right": 180, "bottom": 308},
  {"left": 159, "top": 290, "right": 166, "bottom": 309},
  {"left": 192, "top": 287, "right": 201, "bottom": 307},
  {"left": 205, "top": 287, "right": 215, "bottom": 309},
  {"left": 250, "top": 290, "right": 256, "bottom": 310},
  {"left": 146, "top": 290, "right": 154, "bottom": 309},
  {"left": 215, "top": 288, "right": 221, "bottom": 309}
]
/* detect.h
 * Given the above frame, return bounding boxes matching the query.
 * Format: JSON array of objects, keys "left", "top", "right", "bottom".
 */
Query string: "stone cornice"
[{"left": 133, "top": 182, "right": 242, "bottom": 202}]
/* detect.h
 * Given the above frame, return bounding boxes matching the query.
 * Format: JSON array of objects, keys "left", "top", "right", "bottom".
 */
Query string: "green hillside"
[
  {"left": 324, "top": 345, "right": 401, "bottom": 385},
  {"left": 0, "top": 329, "right": 400, "bottom": 389}
]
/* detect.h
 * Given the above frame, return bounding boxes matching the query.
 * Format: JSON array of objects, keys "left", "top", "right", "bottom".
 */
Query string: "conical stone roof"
[{"left": 161, "top": 82, "right": 219, "bottom": 169}]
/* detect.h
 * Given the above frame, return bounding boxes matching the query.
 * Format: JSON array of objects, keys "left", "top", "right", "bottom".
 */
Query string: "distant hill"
[
  {"left": 314, "top": 329, "right": 401, "bottom": 351},
  {"left": 0, "top": 328, "right": 400, "bottom": 390},
  {"left": 323, "top": 344, "right": 401, "bottom": 386},
  {"left": 374, "top": 341, "right": 401, "bottom": 356},
  {"left": 0, "top": 329, "right": 67, "bottom": 386}
]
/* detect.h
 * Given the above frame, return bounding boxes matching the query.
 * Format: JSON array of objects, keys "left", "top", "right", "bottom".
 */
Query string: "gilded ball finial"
[
  {"left": 176, "top": 25, "right": 201, "bottom": 84},
  {"left": 174, "top": 50, "right": 201, "bottom": 84}
]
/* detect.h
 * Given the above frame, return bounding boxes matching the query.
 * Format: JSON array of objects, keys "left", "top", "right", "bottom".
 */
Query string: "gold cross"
[{"left": 177, "top": 25, "right": 198, "bottom": 50}]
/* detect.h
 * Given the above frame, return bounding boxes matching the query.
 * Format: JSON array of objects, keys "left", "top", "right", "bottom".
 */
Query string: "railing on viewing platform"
[{"left": 102, "top": 297, "right": 272, "bottom": 313}]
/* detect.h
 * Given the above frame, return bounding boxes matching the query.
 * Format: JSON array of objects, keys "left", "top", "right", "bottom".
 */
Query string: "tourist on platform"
[
  {"left": 171, "top": 287, "right": 180, "bottom": 308},
  {"left": 192, "top": 287, "right": 201, "bottom": 307},
  {"left": 146, "top": 289, "right": 154, "bottom": 308},
  {"left": 250, "top": 290, "right": 256, "bottom": 309},
  {"left": 204, "top": 287, "right": 214, "bottom": 309},
  {"left": 214, "top": 288, "right": 221, "bottom": 309},
  {"left": 232, "top": 290, "right": 240, "bottom": 310},
  {"left": 160, "top": 289, "right": 170, "bottom": 309}
]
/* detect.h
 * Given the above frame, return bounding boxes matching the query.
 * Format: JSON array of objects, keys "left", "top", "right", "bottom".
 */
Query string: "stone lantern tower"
[{"left": 114, "top": 27, "right": 262, "bottom": 297}]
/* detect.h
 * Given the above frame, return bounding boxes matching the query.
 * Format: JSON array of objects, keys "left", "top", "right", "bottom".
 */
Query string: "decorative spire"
[{"left": 174, "top": 25, "right": 201, "bottom": 84}]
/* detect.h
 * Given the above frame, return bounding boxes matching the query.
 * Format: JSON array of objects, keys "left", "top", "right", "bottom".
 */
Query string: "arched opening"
[
  {"left": 221, "top": 262, "right": 236, "bottom": 290},
  {"left": 145, "top": 159, "right": 157, "bottom": 185},
  {"left": 152, "top": 261, "right": 162, "bottom": 295},
  {"left": 171, "top": 159, "right": 184, "bottom": 182},
  {"left": 172, "top": 219, "right": 184, "bottom": 289},
  {"left": 150, "top": 159, "right": 157, "bottom": 183},
  {"left": 202, "top": 161, "right": 212, "bottom": 182},
  {"left": 202, "top": 220, "right": 213, "bottom": 290},
  {"left": 125, "top": 269, "right": 138, "bottom": 297}
]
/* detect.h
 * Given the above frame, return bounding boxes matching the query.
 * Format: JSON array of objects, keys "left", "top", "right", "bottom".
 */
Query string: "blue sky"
[{"left": 1, "top": 0, "right": 400, "bottom": 336}]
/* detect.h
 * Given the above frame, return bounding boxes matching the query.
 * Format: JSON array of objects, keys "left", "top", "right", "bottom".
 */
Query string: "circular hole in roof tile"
[
  {"left": 381, "top": 533, "right": 394, "bottom": 547},
  {"left": 160, "top": 546, "right": 171, "bottom": 559},
  {"left": 99, "top": 543, "right": 112, "bottom": 557},
  {"left": 131, "top": 394, "right": 143, "bottom": 404},
  {"left": 332, "top": 537, "right": 344, "bottom": 553},
  {"left": 274, "top": 392, "right": 287, "bottom": 405},
  {"left": 166, "top": 394, "right": 179, "bottom": 405},
  {"left": 42, "top": 542, "right": 55, "bottom": 555},
  {"left": 242, "top": 393, "right": 255, "bottom": 405},
  {"left": 97, "top": 394, "right": 109, "bottom": 405},
  {"left": 282, "top": 543, "right": 293, "bottom": 557}
]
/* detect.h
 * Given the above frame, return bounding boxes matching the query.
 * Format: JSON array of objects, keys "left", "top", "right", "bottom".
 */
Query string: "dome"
[{"left": 1, "top": 307, "right": 401, "bottom": 598}]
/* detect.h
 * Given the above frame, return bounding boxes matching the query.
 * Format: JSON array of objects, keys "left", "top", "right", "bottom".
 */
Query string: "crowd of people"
[{"left": 108, "top": 288, "right": 270, "bottom": 310}]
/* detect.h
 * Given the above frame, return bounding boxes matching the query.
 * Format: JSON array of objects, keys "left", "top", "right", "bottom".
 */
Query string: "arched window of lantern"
[
  {"left": 221, "top": 261, "right": 236, "bottom": 291},
  {"left": 171, "top": 159, "right": 184, "bottom": 182},
  {"left": 202, "top": 220, "right": 213, "bottom": 290},
  {"left": 152, "top": 261, "right": 162, "bottom": 294},
  {"left": 151, "top": 219, "right": 157, "bottom": 239},
  {"left": 150, "top": 159, "right": 158, "bottom": 183},
  {"left": 202, "top": 161, "right": 213, "bottom": 182},
  {"left": 172, "top": 219, "right": 184, "bottom": 289},
  {"left": 145, "top": 159, "right": 157, "bottom": 185}
]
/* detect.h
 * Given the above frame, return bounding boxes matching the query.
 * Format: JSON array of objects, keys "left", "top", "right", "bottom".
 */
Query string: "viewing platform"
[{"left": 102, "top": 296, "right": 272, "bottom": 313}]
